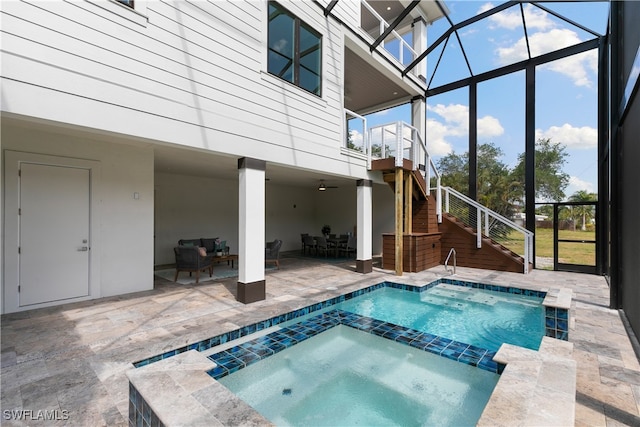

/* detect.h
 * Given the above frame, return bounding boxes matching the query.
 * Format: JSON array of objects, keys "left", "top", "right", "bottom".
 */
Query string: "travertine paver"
[{"left": 1, "top": 254, "right": 639, "bottom": 426}]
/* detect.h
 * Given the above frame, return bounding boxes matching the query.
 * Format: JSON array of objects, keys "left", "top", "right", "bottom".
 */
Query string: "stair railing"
[
  {"left": 440, "top": 186, "right": 534, "bottom": 274},
  {"left": 444, "top": 248, "right": 456, "bottom": 275},
  {"left": 368, "top": 121, "right": 442, "bottom": 222}
]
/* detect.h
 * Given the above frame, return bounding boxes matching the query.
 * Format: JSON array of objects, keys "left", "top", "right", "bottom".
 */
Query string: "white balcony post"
[
  {"left": 485, "top": 211, "right": 490, "bottom": 236},
  {"left": 524, "top": 234, "right": 530, "bottom": 274},
  {"left": 445, "top": 189, "right": 450, "bottom": 213},
  {"left": 477, "top": 206, "right": 482, "bottom": 248},
  {"left": 412, "top": 17, "right": 427, "bottom": 79},
  {"left": 396, "top": 122, "right": 403, "bottom": 167}
]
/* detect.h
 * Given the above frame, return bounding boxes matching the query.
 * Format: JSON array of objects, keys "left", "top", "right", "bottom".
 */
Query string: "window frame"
[
  {"left": 115, "top": 0, "right": 134, "bottom": 8},
  {"left": 267, "top": 1, "right": 322, "bottom": 97}
]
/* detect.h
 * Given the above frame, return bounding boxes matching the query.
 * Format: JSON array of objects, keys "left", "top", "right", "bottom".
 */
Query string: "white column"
[
  {"left": 356, "top": 179, "right": 373, "bottom": 273},
  {"left": 412, "top": 17, "right": 427, "bottom": 80},
  {"left": 237, "top": 158, "right": 266, "bottom": 303}
]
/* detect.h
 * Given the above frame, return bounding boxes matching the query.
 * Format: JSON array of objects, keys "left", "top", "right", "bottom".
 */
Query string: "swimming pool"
[
  {"left": 133, "top": 278, "right": 561, "bottom": 370},
  {"left": 204, "top": 282, "right": 545, "bottom": 426},
  {"left": 217, "top": 324, "right": 499, "bottom": 427},
  {"left": 335, "top": 283, "right": 544, "bottom": 351},
  {"left": 129, "top": 278, "right": 570, "bottom": 424}
]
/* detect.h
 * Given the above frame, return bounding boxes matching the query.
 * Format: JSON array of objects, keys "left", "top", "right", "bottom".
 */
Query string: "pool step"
[{"left": 478, "top": 337, "right": 576, "bottom": 426}]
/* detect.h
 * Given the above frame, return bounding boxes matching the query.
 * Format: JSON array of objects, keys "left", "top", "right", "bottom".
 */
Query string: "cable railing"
[
  {"left": 366, "top": 121, "right": 441, "bottom": 219},
  {"left": 441, "top": 186, "right": 534, "bottom": 274}
]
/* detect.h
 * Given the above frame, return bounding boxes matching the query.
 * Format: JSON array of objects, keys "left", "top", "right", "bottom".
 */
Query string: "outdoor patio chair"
[
  {"left": 340, "top": 235, "right": 357, "bottom": 258},
  {"left": 173, "top": 246, "right": 213, "bottom": 284},
  {"left": 303, "top": 234, "right": 316, "bottom": 256},
  {"left": 265, "top": 239, "right": 283, "bottom": 269},
  {"left": 315, "top": 236, "right": 330, "bottom": 257}
]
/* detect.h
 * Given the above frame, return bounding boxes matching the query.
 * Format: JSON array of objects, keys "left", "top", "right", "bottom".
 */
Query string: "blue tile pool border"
[
  {"left": 206, "top": 309, "right": 503, "bottom": 379},
  {"left": 133, "top": 278, "right": 556, "bottom": 368},
  {"left": 129, "top": 382, "right": 165, "bottom": 427}
]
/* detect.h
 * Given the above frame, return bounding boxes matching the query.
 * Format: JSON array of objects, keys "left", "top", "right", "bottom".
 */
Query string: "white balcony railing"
[
  {"left": 366, "top": 121, "right": 441, "bottom": 222},
  {"left": 360, "top": 0, "right": 418, "bottom": 68}
]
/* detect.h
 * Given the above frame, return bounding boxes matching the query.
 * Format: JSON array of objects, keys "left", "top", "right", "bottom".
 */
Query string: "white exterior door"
[{"left": 19, "top": 163, "right": 91, "bottom": 306}]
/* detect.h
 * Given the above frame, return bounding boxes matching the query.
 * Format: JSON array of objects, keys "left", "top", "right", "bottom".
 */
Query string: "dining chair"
[
  {"left": 315, "top": 236, "right": 329, "bottom": 257},
  {"left": 303, "top": 235, "right": 317, "bottom": 256},
  {"left": 300, "top": 233, "right": 309, "bottom": 254},
  {"left": 341, "top": 235, "right": 357, "bottom": 258}
]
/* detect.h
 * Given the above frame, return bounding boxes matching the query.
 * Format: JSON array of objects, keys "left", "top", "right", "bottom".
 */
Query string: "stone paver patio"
[{"left": 1, "top": 253, "right": 639, "bottom": 426}]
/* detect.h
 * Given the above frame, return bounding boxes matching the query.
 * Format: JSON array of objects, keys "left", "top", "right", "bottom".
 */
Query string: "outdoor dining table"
[{"left": 326, "top": 235, "right": 348, "bottom": 257}]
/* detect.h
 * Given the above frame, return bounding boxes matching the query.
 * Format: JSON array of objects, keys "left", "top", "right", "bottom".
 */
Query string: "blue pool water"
[
  {"left": 218, "top": 325, "right": 499, "bottom": 427},
  {"left": 336, "top": 283, "right": 545, "bottom": 351},
  {"left": 135, "top": 279, "right": 550, "bottom": 426}
]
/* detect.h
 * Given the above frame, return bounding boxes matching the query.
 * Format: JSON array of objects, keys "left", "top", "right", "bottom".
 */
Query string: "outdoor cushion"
[{"left": 200, "top": 238, "right": 219, "bottom": 253}]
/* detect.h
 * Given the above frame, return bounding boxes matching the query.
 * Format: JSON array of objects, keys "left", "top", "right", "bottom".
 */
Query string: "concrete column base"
[
  {"left": 237, "top": 280, "right": 265, "bottom": 304},
  {"left": 356, "top": 259, "right": 373, "bottom": 274}
]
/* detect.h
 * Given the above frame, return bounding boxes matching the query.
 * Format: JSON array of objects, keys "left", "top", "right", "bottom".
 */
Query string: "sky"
[{"left": 362, "top": 0, "right": 609, "bottom": 201}]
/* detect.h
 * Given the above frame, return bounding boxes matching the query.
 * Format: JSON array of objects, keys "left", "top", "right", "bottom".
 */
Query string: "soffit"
[{"left": 343, "top": 48, "right": 412, "bottom": 113}]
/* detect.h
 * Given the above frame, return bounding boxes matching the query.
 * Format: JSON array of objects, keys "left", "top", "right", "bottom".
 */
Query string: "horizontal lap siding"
[
  {"left": 382, "top": 234, "right": 441, "bottom": 272},
  {"left": 412, "top": 196, "right": 438, "bottom": 234},
  {"left": 1, "top": 0, "right": 348, "bottom": 163}
]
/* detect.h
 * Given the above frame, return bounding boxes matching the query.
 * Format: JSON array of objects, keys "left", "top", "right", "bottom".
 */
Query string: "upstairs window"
[
  {"left": 115, "top": 0, "right": 134, "bottom": 8},
  {"left": 268, "top": 2, "right": 322, "bottom": 96}
]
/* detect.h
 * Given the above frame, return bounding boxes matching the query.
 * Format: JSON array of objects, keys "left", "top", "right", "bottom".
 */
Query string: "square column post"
[
  {"left": 356, "top": 179, "right": 373, "bottom": 273},
  {"left": 411, "top": 17, "right": 427, "bottom": 80},
  {"left": 237, "top": 157, "right": 266, "bottom": 303}
]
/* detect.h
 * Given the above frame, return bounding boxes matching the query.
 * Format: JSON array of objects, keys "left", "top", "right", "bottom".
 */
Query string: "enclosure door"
[
  {"left": 19, "top": 163, "right": 91, "bottom": 306},
  {"left": 553, "top": 202, "right": 598, "bottom": 274}
]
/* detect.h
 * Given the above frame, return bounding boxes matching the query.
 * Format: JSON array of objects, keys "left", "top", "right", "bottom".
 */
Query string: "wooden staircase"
[
  {"left": 374, "top": 159, "right": 442, "bottom": 274},
  {"left": 373, "top": 157, "right": 531, "bottom": 275},
  {"left": 440, "top": 213, "right": 529, "bottom": 273}
]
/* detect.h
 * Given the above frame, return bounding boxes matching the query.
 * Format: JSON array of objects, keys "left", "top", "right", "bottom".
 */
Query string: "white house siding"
[
  {"left": 1, "top": 121, "right": 155, "bottom": 308},
  {"left": 0, "top": 0, "right": 369, "bottom": 179},
  {"left": 322, "top": 0, "right": 360, "bottom": 30}
]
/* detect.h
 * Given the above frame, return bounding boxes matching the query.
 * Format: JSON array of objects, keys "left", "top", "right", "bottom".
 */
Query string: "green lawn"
[
  {"left": 535, "top": 227, "right": 596, "bottom": 266},
  {"left": 496, "top": 227, "right": 596, "bottom": 267}
]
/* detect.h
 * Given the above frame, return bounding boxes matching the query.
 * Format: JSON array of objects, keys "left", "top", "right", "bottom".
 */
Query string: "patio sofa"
[{"left": 178, "top": 238, "right": 229, "bottom": 257}]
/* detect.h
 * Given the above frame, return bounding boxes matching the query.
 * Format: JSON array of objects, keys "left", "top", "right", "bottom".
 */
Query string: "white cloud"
[
  {"left": 567, "top": 176, "right": 594, "bottom": 194},
  {"left": 477, "top": 116, "right": 505, "bottom": 139},
  {"left": 484, "top": 3, "right": 555, "bottom": 31},
  {"left": 478, "top": 2, "right": 495, "bottom": 15},
  {"left": 348, "top": 129, "right": 364, "bottom": 148},
  {"left": 426, "top": 119, "right": 454, "bottom": 156},
  {"left": 496, "top": 29, "right": 596, "bottom": 87},
  {"left": 535, "top": 123, "right": 597, "bottom": 150},
  {"left": 428, "top": 103, "right": 504, "bottom": 138},
  {"left": 425, "top": 103, "right": 504, "bottom": 155}
]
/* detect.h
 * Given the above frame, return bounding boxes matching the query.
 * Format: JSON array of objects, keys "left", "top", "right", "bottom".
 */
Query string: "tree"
[
  {"left": 512, "top": 138, "right": 570, "bottom": 202},
  {"left": 437, "top": 138, "right": 571, "bottom": 224},
  {"left": 437, "top": 143, "right": 519, "bottom": 219},
  {"left": 569, "top": 190, "right": 597, "bottom": 231},
  {"left": 436, "top": 149, "right": 469, "bottom": 194}
]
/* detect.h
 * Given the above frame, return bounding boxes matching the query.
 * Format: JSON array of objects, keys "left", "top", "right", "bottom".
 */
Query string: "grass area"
[
  {"left": 495, "top": 227, "right": 596, "bottom": 267},
  {"left": 535, "top": 227, "right": 596, "bottom": 265}
]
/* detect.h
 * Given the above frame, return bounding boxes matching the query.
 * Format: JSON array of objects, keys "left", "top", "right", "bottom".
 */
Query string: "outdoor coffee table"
[{"left": 212, "top": 254, "right": 238, "bottom": 268}]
